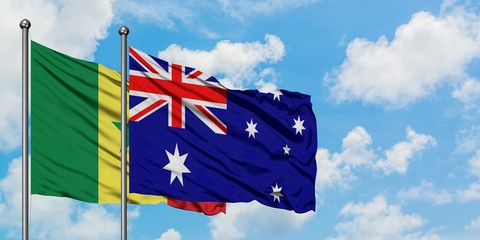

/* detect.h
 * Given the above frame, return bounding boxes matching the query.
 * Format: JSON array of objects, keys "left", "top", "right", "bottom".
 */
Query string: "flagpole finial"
[
  {"left": 19, "top": 19, "right": 31, "bottom": 29},
  {"left": 119, "top": 26, "right": 129, "bottom": 36}
]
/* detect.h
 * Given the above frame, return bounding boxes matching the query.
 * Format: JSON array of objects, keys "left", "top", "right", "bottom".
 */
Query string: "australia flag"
[{"left": 129, "top": 47, "right": 317, "bottom": 213}]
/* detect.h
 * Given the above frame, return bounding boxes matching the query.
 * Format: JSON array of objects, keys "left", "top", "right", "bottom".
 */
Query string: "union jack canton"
[
  {"left": 129, "top": 47, "right": 227, "bottom": 134},
  {"left": 129, "top": 47, "right": 317, "bottom": 213}
]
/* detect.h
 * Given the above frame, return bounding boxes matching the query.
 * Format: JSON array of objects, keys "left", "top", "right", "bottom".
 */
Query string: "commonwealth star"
[{"left": 163, "top": 144, "right": 191, "bottom": 186}]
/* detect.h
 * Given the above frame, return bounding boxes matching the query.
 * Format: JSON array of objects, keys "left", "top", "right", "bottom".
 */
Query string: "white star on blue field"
[
  {"left": 1, "top": 0, "right": 480, "bottom": 239},
  {"left": 245, "top": 119, "right": 259, "bottom": 139},
  {"left": 163, "top": 144, "right": 191, "bottom": 186}
]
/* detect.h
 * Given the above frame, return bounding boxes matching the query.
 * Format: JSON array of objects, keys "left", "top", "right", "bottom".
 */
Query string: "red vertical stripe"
[{"left": 171, "top": 64, "right": 183, "bottom": 128}]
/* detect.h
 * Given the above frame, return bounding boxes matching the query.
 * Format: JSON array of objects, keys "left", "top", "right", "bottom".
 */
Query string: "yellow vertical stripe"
[{"left": 97, "top": 64, "right": 167, "bottom": 204}]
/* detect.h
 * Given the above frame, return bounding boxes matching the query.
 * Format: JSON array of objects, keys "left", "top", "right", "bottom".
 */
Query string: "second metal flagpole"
[
  {"left": 119, "top": 26, "right": 129, "bottom": 240},
  {"left": 20, "top": 18, "right": 31, "bottom": 240}
]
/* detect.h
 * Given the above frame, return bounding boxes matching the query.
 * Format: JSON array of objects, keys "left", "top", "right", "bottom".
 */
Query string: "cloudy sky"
[{"left": 1, "top": 0, "right": 480, "bottom": 239}]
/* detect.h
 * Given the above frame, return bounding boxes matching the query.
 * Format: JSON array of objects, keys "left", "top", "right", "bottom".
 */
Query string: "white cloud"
[
  {"left": 218, "top": 0, "right": 319, "bottom": 21},
  {"left": 126, "top": 206, "right": 141, "bottom": 232},
  {"left": 117, "top": 0, "right": 319, "bottom": 30},
  {"left": 127, "top": 206, "right": 140, "bottom": 219},
  {"left": 468, "top": 150, "right": 480, "bottom": 177},
  {"left": 0, "top": 157, "right": 23, "bottom": 231},
  {"left": 452, "top": 78, "right": 480, "bottom": 111},
  {"left": 339, "top": 126, "right": 376, "bottom": 167},
  {"left": 155, "top": 228, "right": 182, "bottom": 240},
  {"left": 465, "top": 216, "right": 480, "bottom": 233},
  {"left": 403, "top": 232, "right": 442, "bottom": 240},
  {"left": 116, "top": 0, "right": 319, "bottom": 38},
  {"left": 4, "top": 0, "right": 114, "bottom": 60},
  {"left": 455, "top": 125, "right": 480, "bottom": 154},
  {"left": 0, "top": 0, "right": 114, "bottom": 152},
  {"left": 457, "top": 182, "right": 480, "bottom": 202},
  {"left": 440, "top": 0, "right": 459, "bottom": 13},
  {"left": 434, "top": 216, "right": 480, "bottom": 240},
  {"left": 0, "top": 158, "right": 120, "bottom": 239},
  {"left": 315, "top": 126, "right": 375, "bottom": 191},
  {"left": 315, "top": 148, "right": 354, "bottom": 191},
  {"left": 456, "top": 148, "right": 480, "bottom": 202},
  {"left": 32, "top": 201, "right": 119, "bottom": 240},
  {"left": 328, "top": 196, "right": 430, "bottom": 240},
  {"left": 209, "top": 201, "right": 314, "bottom": 240},
  {"left": 326, "top": 7, "right": 480, "bottom": 108},
  {"left": 115, "top": 0, "right": 192, "bottom": 29},
  {"left": 375, "top": 127, "right": 436, "bottom": 175},
  {"left": 316, "top": 126, "right": 436, "bottom": 190},
  {"left": 158, "top": 34, "right": 285, "bottom": 89},
  {"left": 396, "top": 180, "right": 452, "bottom": 205}
]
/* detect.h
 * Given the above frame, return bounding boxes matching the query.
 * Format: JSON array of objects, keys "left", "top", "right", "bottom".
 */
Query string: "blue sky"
[{"left": 1, "top": 0, "right": 480, "bottom": 239}]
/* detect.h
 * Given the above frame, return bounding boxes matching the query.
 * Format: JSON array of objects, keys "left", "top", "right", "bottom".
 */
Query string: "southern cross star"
[
  {"left": 163, "top": 144, "right": 191, "bottom": 186},
  {"left": 272, "top": 90, "right": 283, "bottom": 101},
  {"left": 270, "top": 183, "right": 284, "bottom": 202},
  {"left": 283, "top": 144, "right": 291, "bottom": 155},
  {"left": 245, "top": 119, "right": 259, "bottom": 138},
  {"left": 292, "top": 116, "right": 306, "bottom": 135}
]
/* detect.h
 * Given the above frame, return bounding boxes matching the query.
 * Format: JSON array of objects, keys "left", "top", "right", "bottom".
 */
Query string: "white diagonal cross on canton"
[{"left": 129, "top": 47, "right": 228, "bottom": 134}]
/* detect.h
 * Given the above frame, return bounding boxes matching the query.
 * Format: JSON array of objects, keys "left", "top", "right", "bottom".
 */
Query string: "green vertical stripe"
[{"left": 31, "top": 41, "right": 99, "bottom": 202}]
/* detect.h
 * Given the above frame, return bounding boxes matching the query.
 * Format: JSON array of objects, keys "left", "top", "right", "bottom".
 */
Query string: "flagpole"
[
  {"left": 119, "top": 25, "right": 129, "bottom": 240},
  {"left": 20, "top": 18, "right": 31, "bottom": 240}
]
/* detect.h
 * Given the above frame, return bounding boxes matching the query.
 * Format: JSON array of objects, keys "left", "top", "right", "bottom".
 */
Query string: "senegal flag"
[{"left": 31, "top": 41, "right": 225, "bottom": 215}]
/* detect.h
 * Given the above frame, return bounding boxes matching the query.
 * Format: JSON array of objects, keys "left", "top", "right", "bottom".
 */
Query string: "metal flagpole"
[
  {"left": 20, "top": 19, "right": 31, "bottom": 240},
  {"left": 119, "top": 25, "right": 129, "bottom": 240}
]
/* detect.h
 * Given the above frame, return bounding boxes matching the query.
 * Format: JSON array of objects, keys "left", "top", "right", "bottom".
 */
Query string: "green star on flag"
[{"left": 113, "top": 121, "right": 129, "bottom": 149}]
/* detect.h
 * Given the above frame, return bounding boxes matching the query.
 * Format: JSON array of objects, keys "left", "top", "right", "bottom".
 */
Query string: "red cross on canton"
[{"left": 129, "top": 47, "right": 228, "bottom": 135}]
